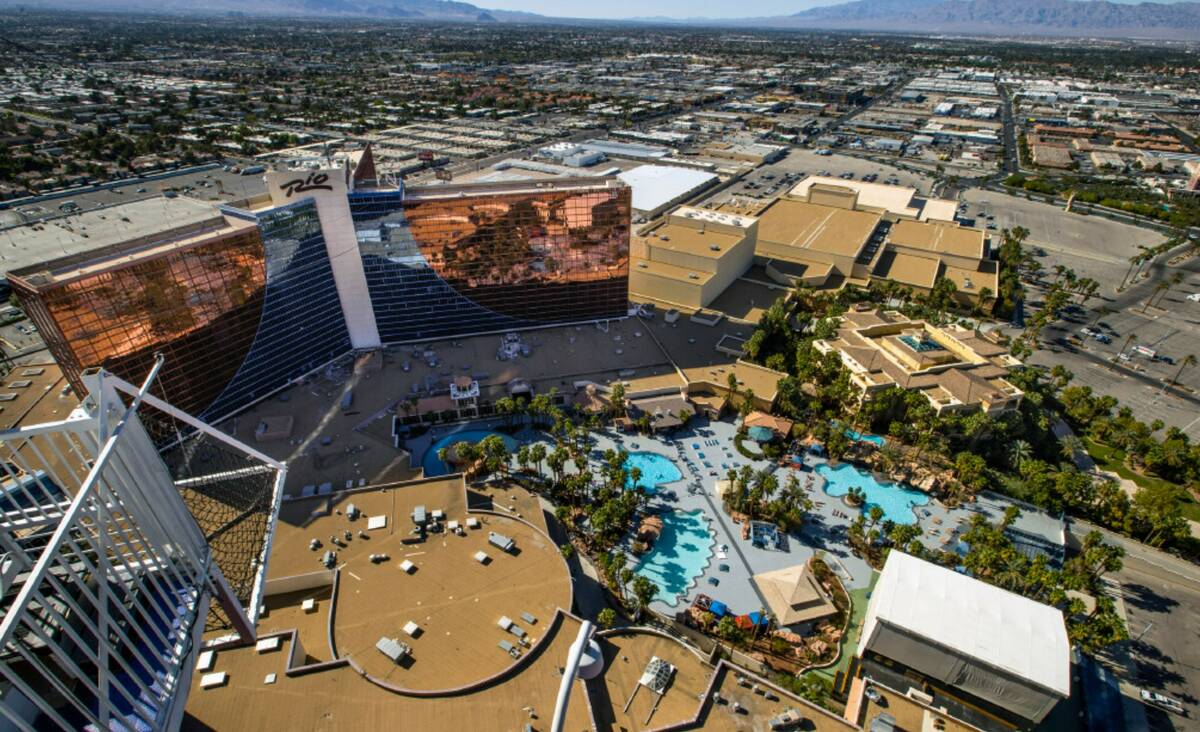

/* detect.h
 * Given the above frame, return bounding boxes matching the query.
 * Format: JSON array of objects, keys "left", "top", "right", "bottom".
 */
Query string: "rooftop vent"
[
  {"left": 637, "top": 262, "right": 648, "bottom": 268},
  {"left": 709, "top": 244, "right": 721, "bottom": 252},
  {"left": 688, "top": 272, "right": 699, "bottom": 280}
]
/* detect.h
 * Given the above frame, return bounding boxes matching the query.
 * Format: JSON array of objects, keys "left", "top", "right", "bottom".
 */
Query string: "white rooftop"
[
  {"left": 672, "top": 206, "right": 756, "bottom": 229},
  {"left": 617, "top": 165, "right": 718, "bottom": 213},
  {"left": 859, "top": 551, "right": 1070, "bottom": 697},
  {"left": 790, "top": 176, "right": 958, "bottom": 223}
]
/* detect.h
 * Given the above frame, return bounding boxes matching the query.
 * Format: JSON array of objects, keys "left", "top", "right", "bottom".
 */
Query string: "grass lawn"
[
  {"left": 1085, "top": 439, "right": 1200, "bottom": 522},
  {"left": 809, "top": 570, "right": 879, "bottom": 683}
]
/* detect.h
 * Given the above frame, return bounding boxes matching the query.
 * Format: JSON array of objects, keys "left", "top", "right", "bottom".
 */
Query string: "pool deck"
[
  {"left": 589, "top": 419, "right": 1016, "bottom": 618},
  {"left": 406, "top": 416, "right": 1035, "bottom": 621}
]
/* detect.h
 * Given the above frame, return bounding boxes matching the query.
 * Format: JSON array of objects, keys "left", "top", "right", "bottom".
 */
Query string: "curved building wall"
[
  {"left": 352, "top": 185, "right": 630, "bottom": 343},
  {"left": 20, "top": 201, "right": 351, "bottom": 421},
  {"left": 206, "top": 200, "right": 352, "bottom": 419},
  {"left": 26, "top": 226, "right": 268, "bottom": 418}
]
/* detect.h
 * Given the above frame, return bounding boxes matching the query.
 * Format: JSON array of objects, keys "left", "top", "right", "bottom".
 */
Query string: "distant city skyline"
[{"left": 473, "top": 0, "right": 1189, "bottom": 20}]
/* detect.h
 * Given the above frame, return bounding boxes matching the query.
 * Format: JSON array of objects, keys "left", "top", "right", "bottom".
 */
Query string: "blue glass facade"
[{"left": 205, "top": 199, "right": 351, "bottom": 419}]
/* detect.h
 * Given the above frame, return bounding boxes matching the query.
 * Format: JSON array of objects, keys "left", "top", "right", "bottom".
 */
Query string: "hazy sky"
[{"left": 473, "top": 0, "right": 1184, "bottom": 20}]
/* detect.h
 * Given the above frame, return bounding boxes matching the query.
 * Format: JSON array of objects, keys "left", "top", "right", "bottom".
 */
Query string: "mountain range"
[
  {"left": 7, "top": 0, "right": 1200, "bottom": 39},
  {"left": 779, "top": 0, "right": 1200, "bottom": 38}
]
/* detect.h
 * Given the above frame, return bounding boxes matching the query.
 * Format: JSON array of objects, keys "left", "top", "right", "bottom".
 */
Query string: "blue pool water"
[
  {"left": 625, "top": 451, "right": 683, "bottom": 494},
  {"left": 632, "top": 509, "right": 714, "bottom": 606},
  {"left": 844, "top": 428, "right": 886, "bottom": 447},
  {"left": 422, "top": 430, "right": 520, "bottom": 476},
  {"left": 816, "top": 463, "right": 928, "bottom": 525}
]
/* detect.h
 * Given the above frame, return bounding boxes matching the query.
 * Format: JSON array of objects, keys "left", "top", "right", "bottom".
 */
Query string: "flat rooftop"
[
  {"left": 871, "top": 250, "right": 940, "bottom": 289},
  {"left": 0, "top": 363, "right": 75, "bottom": 430},
  {"left": 218, "top": 320, "right": 681, "bottom": 497},
  {"left": 756, "top": 198, "right": 880, "bottom": 259},
  {"left": 633, "top": 257, "right": 717, "bottom": 284},
  {"left": 889, "top": 219, "right": 986, "bottom": 260},
  {"left": 184, "top": 612, "right": 593, "bottom": 731},
  {"left": 791, "top": 175, "right": 922, "bottom": 218},
  {"left": 617, "top": 164, "right": 719, "bottom": 213},
  {"left": 589, "top": 631, "right": 856, "bottom": 731},
  {"left": 264, "top": 476, "right": 573, "bottom": 693},
  {"left": 638, "top": 221, "right": 744, "bottom": 259},
  {"left": 2, "top": 196, "right": 226, "bottom": 281},
  {"left": 404, "top": 176, "right": 627, "bottom": 201},
  {"left": 789, "top": 176, "right": 959, "bottom": 222}
]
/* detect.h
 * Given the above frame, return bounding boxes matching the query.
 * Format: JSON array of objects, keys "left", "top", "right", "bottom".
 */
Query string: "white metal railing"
[{"left": 0, "top": 360, "right": 285, "bottom": 731}]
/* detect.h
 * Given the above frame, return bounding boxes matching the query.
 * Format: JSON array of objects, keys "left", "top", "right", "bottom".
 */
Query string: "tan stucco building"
[{"left": 814, "top": 308, "right": 1023, "bottom": 415}]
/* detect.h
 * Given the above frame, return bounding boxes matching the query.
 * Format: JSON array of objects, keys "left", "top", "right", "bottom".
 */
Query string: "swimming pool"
[
  {"left": 625, "top": 451, "right": 682, "bottom": 494},
  {"left": 632, "top": 509, "right": 714, "bottom": 607},
  {"left": 816, "top": 463, "right": 928, "bottom": 525},
  {"left": 422, "top": 430, "right": 520, "bottom": 476},
  {"left": 844, "top": 428, "right": 886, "bottom": 447}
]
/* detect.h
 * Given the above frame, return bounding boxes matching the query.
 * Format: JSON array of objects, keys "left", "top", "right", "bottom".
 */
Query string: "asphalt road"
[{"left": 1115, "top": 552, "right": 1200, "bottom": 731}]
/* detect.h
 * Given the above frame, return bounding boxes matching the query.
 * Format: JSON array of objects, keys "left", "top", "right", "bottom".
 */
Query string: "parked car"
[
  {"left": 1140, "top": 690, "right": 1184, "bottom": 715},
  {"left": 1095, "top": 333, "right": 1112, "bottom": 344}
]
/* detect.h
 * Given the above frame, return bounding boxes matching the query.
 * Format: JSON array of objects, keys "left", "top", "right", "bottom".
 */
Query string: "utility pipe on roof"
[{"left": 550, "top": 620, "right": 595, "bottom": 732}]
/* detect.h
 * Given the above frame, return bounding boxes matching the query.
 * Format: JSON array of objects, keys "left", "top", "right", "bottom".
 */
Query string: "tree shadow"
[{"left": 1122, "top": 583, "right": 1179, "bottom": 614}]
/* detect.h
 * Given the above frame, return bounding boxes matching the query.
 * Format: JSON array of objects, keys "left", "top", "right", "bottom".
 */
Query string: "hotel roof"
[
  {"left": 2, "top": 196, "right": 225, "bottom": 280},
  {"left": 889, "top": 219, "right": 986, "bottom": 260},
  {"left": 756, "top": 198, "right": 880, "bottom": 259}
]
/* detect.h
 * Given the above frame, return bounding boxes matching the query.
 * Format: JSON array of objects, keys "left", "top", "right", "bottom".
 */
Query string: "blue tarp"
[
  {"left": 747, "top": 611, "right": 768, "bottom": 626},
  {"left": 709, "top": 600, "right": 729, "bottom": 617}
]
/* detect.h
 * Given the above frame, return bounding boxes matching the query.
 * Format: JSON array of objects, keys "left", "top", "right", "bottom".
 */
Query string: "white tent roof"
[
  {"left": 617, "top": 165, "right": 718, "bottom": 212},
  {"left": 859, "top": 551, "right": 1069, "bottom": 696}
]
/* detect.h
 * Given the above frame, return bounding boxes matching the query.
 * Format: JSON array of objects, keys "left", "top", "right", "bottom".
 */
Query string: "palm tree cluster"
[{"left": 720, "top": 467, "right": 813, "bottom": 532}]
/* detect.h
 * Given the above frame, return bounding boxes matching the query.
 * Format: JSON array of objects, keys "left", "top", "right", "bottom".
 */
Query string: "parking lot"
[
  {"left": 0, "top": 320, "right": 46, "bottom": 360},
  {"left": 963, "top": 188, "right": 1165, "bottom": 284},
  {"left": 0, "top": 166, "right": 267, "bottom": 227},
  {"left": 705, "top": 148, "right": 935, "bottom": 206},
  {"left": 1030, "top": 252, "right": 1200, "bottom": 437}
]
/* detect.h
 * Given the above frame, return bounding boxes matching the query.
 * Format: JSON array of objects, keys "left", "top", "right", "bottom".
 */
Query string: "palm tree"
[
  {"left": 1009, "top": 439, "right": 1032, "bottom": 470},
  {"left": 1153, "top": 272, "right": 1185, "bottom": 307},
  {"left": 1059, "top": 436, "right": 1084, "bottom": 464},
  {"left": 1120, "top": 247, "right": 1150, "bottom": 290},
  {"left": 1143, "top": 282, "right": 1168, "bottom": 313},
  {"left": 1166, "top": 354, "right": 1197, "bottom": 392}
]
